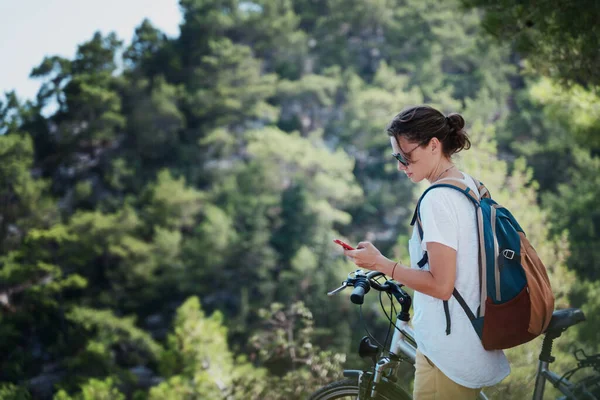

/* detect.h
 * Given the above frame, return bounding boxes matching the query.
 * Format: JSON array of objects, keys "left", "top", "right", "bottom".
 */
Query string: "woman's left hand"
[{"left": 343, "top": 241, "right": 383, "bottom": 271}]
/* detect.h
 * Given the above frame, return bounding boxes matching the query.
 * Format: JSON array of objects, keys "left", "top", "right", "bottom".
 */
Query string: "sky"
[{"left": 0, "top": 0, "right": 182, "bottom": 102}]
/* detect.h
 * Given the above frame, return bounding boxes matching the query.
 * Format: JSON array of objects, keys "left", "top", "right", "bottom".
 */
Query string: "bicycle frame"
[
  {"left": 389, "top": 318, "right": 416, "bottom": 364},
  {"left": 531, "top": 316, "right": 594, "bottom": 400},
  {"left": 359, "top": 316, "right": 490, "bottom": 400},
  {"left": 533, "top": 360, "right": 579, "bottom": 399},
  {"left": 531, "top": 345, "right": 600, "bottom": 400}
]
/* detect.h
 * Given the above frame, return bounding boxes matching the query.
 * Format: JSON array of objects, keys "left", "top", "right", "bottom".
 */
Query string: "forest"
[{"left": 1, "top": 0, "right": 600, "bottom": 399}]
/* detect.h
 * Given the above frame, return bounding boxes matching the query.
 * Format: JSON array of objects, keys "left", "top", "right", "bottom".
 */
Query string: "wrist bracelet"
[{"left": 391, "top": 261, "right": 399, "bottom": 280}]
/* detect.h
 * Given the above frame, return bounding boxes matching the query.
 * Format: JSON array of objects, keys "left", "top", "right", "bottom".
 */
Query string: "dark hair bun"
[
  {"left": 445, "top": 113, "right": 470, "bottom": 154},
  {"left": 446, "top": 113, "right": 465, "bottom": 133}
]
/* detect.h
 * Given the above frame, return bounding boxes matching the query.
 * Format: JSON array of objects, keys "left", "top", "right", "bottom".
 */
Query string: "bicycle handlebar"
[
  {"left": 328, "top": 270, "right": 412, "bottom": 315},
  {"left": 350, "top": 280, "right": 370, "bottom": 304}
]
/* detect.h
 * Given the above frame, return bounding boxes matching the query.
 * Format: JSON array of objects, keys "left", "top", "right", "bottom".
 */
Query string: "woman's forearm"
[{"left": 375, "top": 255, "right": 452, "bottom": 300}]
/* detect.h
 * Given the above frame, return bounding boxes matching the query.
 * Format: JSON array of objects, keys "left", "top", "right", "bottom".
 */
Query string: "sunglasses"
[{"left": 391, "top": 142, "right": 422, "bottom": 166}]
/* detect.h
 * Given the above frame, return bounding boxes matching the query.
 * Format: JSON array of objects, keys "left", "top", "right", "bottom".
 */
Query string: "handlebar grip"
[
  {"left": 351, "top": 286, "right": 366, "bottom": 304},
  {"left": 350, "top": 280, "right": 370, "bottom": 305}
]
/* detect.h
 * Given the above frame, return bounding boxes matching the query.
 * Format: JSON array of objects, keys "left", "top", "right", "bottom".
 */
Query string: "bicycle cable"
[
  {"left": 378, "top": 277, "right": 417, "bottom": 344},
  {"left": 387, "top": 291, "right": 395, "bottom": 347},
  {"left": 376, "top": 274, "right": 413, "bottom": 349},
  {"left": 357, "top": 274, "right": 391, "bottom": 351},
  {"left": 379, "top": 289, "right": 393, "bottom": 351},
  {"left": 357, "top": 274, "right": 415, "bottom": 346},
  {"left": 374, "top": 274, "right": 393, "bottom": 348},
  {"left": 359, "top": 305, "right": 385, "bottom": 349}
]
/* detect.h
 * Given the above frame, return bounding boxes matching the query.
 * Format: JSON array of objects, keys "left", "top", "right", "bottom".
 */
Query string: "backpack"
[{"left": 410, "top": 175, "right": 555, "bottom": 350}]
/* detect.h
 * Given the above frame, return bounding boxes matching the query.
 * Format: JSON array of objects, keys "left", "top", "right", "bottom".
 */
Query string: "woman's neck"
[{"left": 428, "top": 162, "right": 459, "bottom": 184}]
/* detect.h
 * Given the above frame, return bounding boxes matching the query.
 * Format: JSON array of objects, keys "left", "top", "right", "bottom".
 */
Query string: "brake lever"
[{"left": 327, "top": 281, "right": 349, "bottom": 296}]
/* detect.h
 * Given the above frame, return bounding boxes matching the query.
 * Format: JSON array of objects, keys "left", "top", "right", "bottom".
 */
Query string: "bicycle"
[{"left": 309, "top": 269, "right": 599, "bottom": 400}]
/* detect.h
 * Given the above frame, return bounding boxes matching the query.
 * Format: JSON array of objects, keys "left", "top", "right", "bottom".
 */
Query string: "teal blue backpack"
[{"left": 411, "top": 176, "right": 554, "bottom": 350}]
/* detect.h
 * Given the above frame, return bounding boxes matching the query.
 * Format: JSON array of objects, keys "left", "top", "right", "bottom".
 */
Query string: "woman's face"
[{"left": 390, "top": 136, "right": 434, "bottom": 183}]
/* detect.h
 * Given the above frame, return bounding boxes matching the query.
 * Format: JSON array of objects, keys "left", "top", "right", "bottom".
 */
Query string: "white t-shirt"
[{"left": 408, "top": 172, "right": 510, "bottom": 388}]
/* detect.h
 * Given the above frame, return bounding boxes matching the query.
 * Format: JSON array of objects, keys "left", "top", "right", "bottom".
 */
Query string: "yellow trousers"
[{"left": 413, "top": 351, "right": 482, "bottom": 400}]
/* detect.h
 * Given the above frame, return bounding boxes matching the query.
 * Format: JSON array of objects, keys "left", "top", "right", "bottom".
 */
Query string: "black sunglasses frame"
[{"left": 391, "top": 142, "right": 423, "bottom": 166}]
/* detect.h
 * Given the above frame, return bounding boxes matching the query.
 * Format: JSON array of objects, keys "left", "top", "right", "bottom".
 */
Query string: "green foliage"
[
  {"left": 250, "top": 301, "right": 345, "bottom": 376},
  {"left": 0, "top": 133, "right": 55, "bottom": 252},
  {"left": 148, "top": 297, "right": 345, "bottom": 399},
  {"left": 236, "top": 0, "right": 307, "bottom": 70},
  {"left": 246, "top": 127, "right": 362, "bottom": 223},
  {"left": 124, "top": 19, "right": 169, "bottom": 72},
  {"left": 53, "top": 307, "right": 161, "bottom": 394},
  {"left": 500, "top": 77, "right": 600, "bottom": 281},
  {"left": 126, "top": 77, "right": 186, "bottom": 162},
  {"left": 104, "top": 157, "right": 136, "bottom": 192},
  {"left": 147, "top": 375, "right": 212, "bottom": 400},
  {"left": 527, "top": 78, "right": 600, "bottom": 148},
  {"left": 544, "top": 148, "right": 600, "bottom": 281},
  {"left": 72, "top": 32, "right": 122, "bottom": 74},
  {"left": 67, "top": 306, "right": 162, "bottom": 359},
  {"left": 186, "top": 38, "right": 278, "bottom": 128},
  {"left": 62, "top": 73, "right": 125, "bottom": 143},
  {"left": 141, "top": 169, "right": 204, "bottom": 230},
  {"left": 277, "top": 72, "right": 341, "bottom": 134},
  {"left": 231, "top": 301, "right": 346, "bottom": 399},
  {"left": 0, "top": 233, "right": 88, "bottom": 380},
  {"left": 271, "top": 184, "right": 318, "bottom": 268},
  {"left": 151, "top": 296, "right": 255, "bottom": 399},
  {"left": 0, "top": 383, "right": 31, "bottom": 399},
  {"left": 54, "top": 377, "right": 125, "bottom": 400},
  {"left": 388, "top": 0, "right": 514, "bottom": 100},
  {"left": 29, "top": 56, "right": 72, "bottom": 109},
  {"left": 462, "top": 0, "right": 600, "bottom": 86},
  {"left": 162, "top": 297, "right": 232, "bottom": 377}
]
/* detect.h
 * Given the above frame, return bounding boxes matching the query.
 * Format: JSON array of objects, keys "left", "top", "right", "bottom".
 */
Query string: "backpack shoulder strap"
[
  {"left": 463, "top": 174, "right": 491, "bottom": 200},
  {"left": 410, "top": 179, "right": 480, "bottom": 235}
]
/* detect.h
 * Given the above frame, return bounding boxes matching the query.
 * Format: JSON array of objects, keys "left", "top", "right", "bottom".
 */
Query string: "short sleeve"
[{"left": 419, "top": 189, "right": 459, "bottom": 252}]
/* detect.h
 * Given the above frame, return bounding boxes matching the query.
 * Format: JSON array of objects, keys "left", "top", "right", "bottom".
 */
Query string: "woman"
[{"left": 344, "top": 105, "right": 510, "bottom": 399}]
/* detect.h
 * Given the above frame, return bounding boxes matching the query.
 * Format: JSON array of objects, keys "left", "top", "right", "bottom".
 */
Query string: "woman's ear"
[{"left": 430, "top": 137, "right": 440, "bottom": 153}]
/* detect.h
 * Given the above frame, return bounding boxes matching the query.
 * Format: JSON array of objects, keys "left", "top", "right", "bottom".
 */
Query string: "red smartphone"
[{"left": 334, "top": 239, "right": 355, "bottom": 250}]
